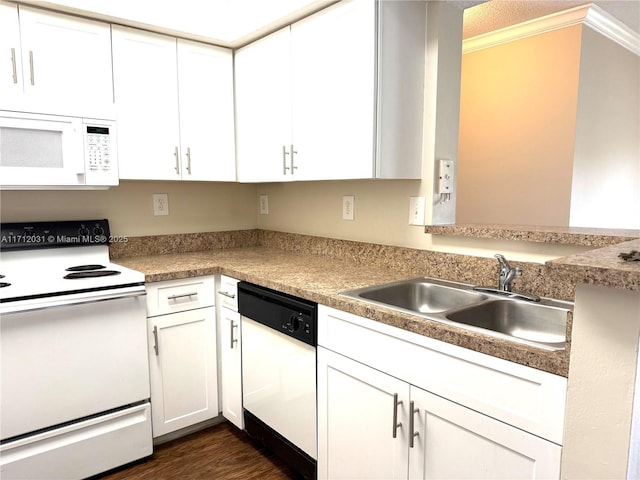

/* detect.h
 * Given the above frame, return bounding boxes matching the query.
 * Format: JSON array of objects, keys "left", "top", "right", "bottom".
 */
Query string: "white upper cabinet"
[
  {"left": 177, "top": 39, "right": 236, "bottom": 182},
  {"left": 290, "top": 0, "right": 375, "bottom": 181},
  {"left": 235, "top": 0, "right": 426, "bottom": 182},
  {"left": 234, "top": 28, "right": 293, "bottom": 182},
  {"left": 1, "top": 5, "right": 113, "bottom": 118},
  {"left": 112, "top": 26, "right": 235, "bottom": 181},
  {"left": 112, "top": 27, "right": 180, "bottom": 180},
  {"left": 0, "top": 3, "right": 22, "bottom": 98}
]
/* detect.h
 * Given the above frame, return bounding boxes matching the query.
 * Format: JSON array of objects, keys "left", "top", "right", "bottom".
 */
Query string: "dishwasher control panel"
[{"left": 237, "top": 281, "right": 317, "bottom": 347}]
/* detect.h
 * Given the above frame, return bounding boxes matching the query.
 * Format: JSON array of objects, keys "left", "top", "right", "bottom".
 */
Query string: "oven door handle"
[{"left": 0, "top": 288, "right": 146, "bottom": 315}]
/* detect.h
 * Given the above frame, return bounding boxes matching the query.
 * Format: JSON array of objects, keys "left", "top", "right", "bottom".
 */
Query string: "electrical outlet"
[
  {"left": 259, "top": 195, "right": 269, "bottom": 214},
  {"left": 153, "top": 194, "right": 169, "bottom": 216},
  {"left": 342, "top": 195, "right": 355, "bottom": 221},
  {"left": 409, "top": 197, "right": 426, "bottom": 225},
  {"left": 436, "top": 159, "right": 455, "bottom": 194}
]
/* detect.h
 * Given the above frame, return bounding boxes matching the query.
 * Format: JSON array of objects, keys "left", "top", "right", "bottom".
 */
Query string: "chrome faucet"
[{"left": 495, "top": 254, "right": 521, "bottom": 292}]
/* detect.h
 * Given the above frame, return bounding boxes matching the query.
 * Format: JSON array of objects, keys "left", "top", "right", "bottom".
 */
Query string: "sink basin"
[
  {"left": 445, "top": 300, "right": 568, "bottom": 348},
  {"left": 341, "top": 277, "right": 487, "bottom": 314},
  {"left": 340, "top": 277, "right": 572, "bottom": 351}
]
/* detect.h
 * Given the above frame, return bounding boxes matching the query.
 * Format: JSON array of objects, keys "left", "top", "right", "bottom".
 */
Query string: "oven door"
[
  {"left": 241, "top": 316, "right": 317, "bottom": 459},
  {"left": 0, "top": 289, "right": 150, "bottom": 440}
]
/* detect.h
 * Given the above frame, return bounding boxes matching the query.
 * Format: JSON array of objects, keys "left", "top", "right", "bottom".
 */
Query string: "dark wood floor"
[{"left": 98, "top": 421, "right": 299, "bottom": 480}]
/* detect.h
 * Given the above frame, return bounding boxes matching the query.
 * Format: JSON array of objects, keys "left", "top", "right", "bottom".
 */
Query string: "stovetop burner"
[
  {"left": 64, "top": 270, "right": 121, "bottom": 280},
  {"left": 66, "top": 264, "right": 107, "bottom": 272},
  {"left": 0, "top": 282, "right": 10, "bottom": 288}
]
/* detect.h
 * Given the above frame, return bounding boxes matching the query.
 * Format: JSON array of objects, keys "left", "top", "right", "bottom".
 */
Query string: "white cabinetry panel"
[
  {"left": 113, "top": 27, "right": 235, "bottom": 181},
  {"left": 112, "top": 26, "right": 180, "bottom": 180},
  {"left": 318, "top": 346, "right": 409, "bottom": 480},
  {"left": 235, "top": 0, "right": 425, "bottom": 182},
  {"left": 2, "top": 5, "right": 113, "bottom": 117},
  {"left": 234, "top": 28, "right": 292, "bottom": 182},
  {"left": 146, "top": 276, "right": 218, "bottom": 437}
]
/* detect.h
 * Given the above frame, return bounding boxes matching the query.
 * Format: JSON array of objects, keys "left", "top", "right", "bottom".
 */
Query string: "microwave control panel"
[{"left": 85, "top": 126, "right": 111, "bottom": 172}]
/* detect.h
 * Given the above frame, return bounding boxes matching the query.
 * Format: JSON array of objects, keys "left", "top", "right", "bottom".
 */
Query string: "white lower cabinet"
[
  {"left": 317, "top": 306, "right": 565, "bottom": 480},
  {"left": 318, "top": 347, "right": 409, "bottom": 480},
  {"left": 408, "top": 386, "right": 561, "bottom": 480},
  {"left": 217, "top": 275, "right": 243, "bottom": 429},
  {"left": 146, "top": 277, "right": 218, "bottom": 437}
]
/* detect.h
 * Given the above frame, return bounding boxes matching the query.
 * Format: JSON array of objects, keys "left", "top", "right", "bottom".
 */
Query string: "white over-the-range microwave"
[{"left": 0, "top": 110, "right": 118, "bottom": 189}]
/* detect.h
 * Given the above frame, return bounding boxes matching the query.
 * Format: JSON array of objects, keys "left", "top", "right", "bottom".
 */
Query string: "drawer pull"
[
  {"left": 409, "top": 400, "right": 419, "bottom": 448},
  {"left": 11, "top": 48, "right": 17, "bottom": 83},
  {"left": 392, "top": 393, "right": 402, "bottom": 438},
  {"left": 152, "top": 325, "right": 159, "bottom": 356},
  {"left": 218, "top": 290, "right": 236, "bottom": 299},
  {"left": 282, "top": 145, "right": 290, "bottom": 174},
  {"left": 167, "top": 292, "right": 198, "bottom": 301},
  {"left": 29, "top": 50, "right": 35, "bottom": 85},
  {"left": 230, "top": 321, "right": 238, "bottom": 349}
]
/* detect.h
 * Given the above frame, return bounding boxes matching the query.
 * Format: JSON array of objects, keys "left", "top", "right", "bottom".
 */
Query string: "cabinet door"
[
  {"left": 219, "top": 307, "right": 243, "bottom": 429},
  {"left": 0, "top": 3, "right": 22, "bottom": 99},
  {"left": 408, "top": 386, "right": 562, "bottom": 480},
  {"left": 112, "top": 26, "right": 180, "bottom": 180},
  {"left": 235, "top": 28, "right": 292, "bottom": 182},
  {"left": 291, "top": 0, "right": 376, "bottom": 180},
  {"left": 317, "top": 347, "right": 409, "bottom": 480},
  {"left": 177, "top": 40, "right": 236, "bottom": 181},
  {"left": 148, "top": 307, "right": 218, "bottom": 437},
  {"left": 17, "top": 6, "right": 113, "bottom": 115}
]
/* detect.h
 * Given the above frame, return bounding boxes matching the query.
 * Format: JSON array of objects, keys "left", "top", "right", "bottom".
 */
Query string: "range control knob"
[
  {"left": 78, "top": 225, "right": 90, "bottom": 236},
  {"left": 285, "top": 313, "right": 304, "bottom": 333},
  {"left": 93, "top": 225, "right": 105, "bottom": 236}
]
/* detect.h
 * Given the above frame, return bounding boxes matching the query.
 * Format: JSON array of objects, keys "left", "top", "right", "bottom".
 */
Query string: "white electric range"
[{"left": 0, "top": 219, "right": 152, "bottom": 479}]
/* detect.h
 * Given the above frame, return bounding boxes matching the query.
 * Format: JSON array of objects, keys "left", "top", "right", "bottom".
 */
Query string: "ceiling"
[{"left": 17, "top": 0, "right": 640, "bottom": 48}]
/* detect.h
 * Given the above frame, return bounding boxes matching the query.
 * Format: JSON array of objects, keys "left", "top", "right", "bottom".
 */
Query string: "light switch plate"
[
  {"left": 342, "top": 196, "right": 355, "bottom": 221},
  {"left": 409, "top": 196, "right": 426, "bottom": 225},
  {"left": 153, "top": 194, "right": 169, "bottom": 216}
]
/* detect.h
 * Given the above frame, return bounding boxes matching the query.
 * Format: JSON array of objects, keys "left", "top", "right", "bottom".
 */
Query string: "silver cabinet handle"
[
  {"left": 174, "top": 146, "right": 180, "bottom": 174},
  {"left": 10, "top": 48, "right": 17, "bottom": 84},
  {"left": 282, "top": 145, "right": 290, "bottom": 174},
  {"left": 167, "top": 292, "right": 198, "bottom": 300},
  {"left": 290, "top": 144, "right": 298, "bottom": 173},
  {"left": 29, "top": 50, "right": 34, "bottom": 85},
  {"left": 392, "top": 393, "right": 403, "bottom": 438},
  {"left": 186, "top": 147, "right": 191, "bottom": 175},
  {"left": 230, "top": 321, "right": 238, "bottom": 349},
  {"left": 218, "top": 290, "right": 236, "bottom": 299},
  {"left": 152, "top": 325, "right": 159, "bottom": 356},
  {"left": 409, "top": 400, "right": 419, "bottom": 448}
]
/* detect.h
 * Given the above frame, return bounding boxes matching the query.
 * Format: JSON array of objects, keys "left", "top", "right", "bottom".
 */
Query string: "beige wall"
[
  {"left": 569, "top": 27, "right": 640, "bottom": 229},
  {"left": 456, "top": 25, "right": 582, "bottom": 226},
  {"left": 0, "top": 181, "right": 258, "bottom": 236},
  {"left": 562, "top": 285, "right": 640, "bottom": 479}
]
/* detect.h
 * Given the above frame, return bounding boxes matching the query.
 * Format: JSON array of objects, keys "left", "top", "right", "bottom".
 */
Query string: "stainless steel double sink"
[{"left": 340, "top": 277, "right": 572, "bottom": 351}]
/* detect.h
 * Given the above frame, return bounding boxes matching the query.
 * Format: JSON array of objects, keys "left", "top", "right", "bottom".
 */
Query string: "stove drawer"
[{"left": 146, "top": 276, "right": 216, "bottom": 317}]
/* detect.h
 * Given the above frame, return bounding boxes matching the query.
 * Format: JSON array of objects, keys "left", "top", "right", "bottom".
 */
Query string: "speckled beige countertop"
[
  {"left": 425, "top": 224, "right": 640, "bottom": 247},
  {"left": 116, "top": 246, "right": 571, "bottom": 377},
  {"left": 113, "top": 229, "right": 640, "bottom": 379}
]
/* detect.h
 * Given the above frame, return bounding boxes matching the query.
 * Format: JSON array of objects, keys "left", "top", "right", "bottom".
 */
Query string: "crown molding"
[{"left": 463, "top": 3, "right": 640, "bottom": 56}]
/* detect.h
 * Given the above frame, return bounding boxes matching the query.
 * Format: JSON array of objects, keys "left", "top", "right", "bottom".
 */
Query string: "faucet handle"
[{"left": 494, "top": 253, "right": 511, "bottom": 270}]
